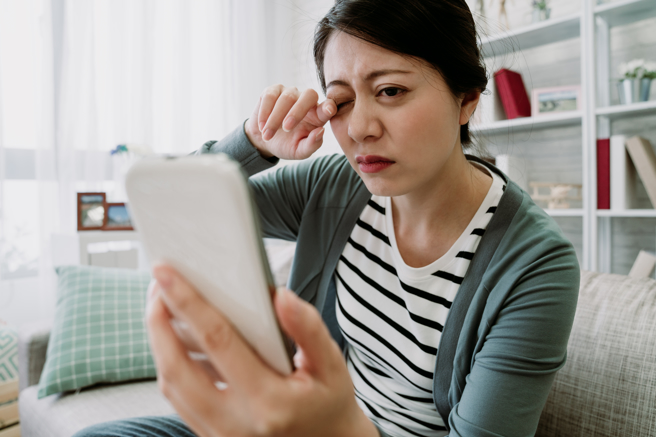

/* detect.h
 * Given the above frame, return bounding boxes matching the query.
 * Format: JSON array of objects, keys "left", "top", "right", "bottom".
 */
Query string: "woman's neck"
[{"left": 390, "top": 150, "right": 493, "bottom": 268}]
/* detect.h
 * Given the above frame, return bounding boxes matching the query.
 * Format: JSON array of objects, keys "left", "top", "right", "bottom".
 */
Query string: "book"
[
  {"left": 625, "top": 136, "right": 656, "bottom": 208},
  {"left": 597, "top": 138, "right": 610, "bottom": 209},
  {"left": 0, "top": 423, "right": 19, "bottom": 437},
  {"left": 493, "top": 69, "right": 531, "bottom": 119},
  {"left": 610, "top": 135, "right": 637, "bottom": 210},
  {"left": 0, "top": 400, "right": 18, "bottom": 429},
  {"left": 495, "top": 155, "right": 528, "bottom": 192},
  {"left": 629, "top": 250, "right": 656, "bottom": 278}
]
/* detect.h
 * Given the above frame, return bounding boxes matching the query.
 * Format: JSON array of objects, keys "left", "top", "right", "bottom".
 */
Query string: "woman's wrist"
[
  {"left": 337, "top": 406, "right": 380, "bottom": 437},
  {"left": 244, "top": 118, "right": 275, "bottom": 159}
]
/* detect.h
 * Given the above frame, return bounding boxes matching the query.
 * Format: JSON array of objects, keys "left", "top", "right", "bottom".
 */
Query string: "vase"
[
  {"left": 532, "top": 7, "right": 551, "bottom": 23},
  {"left": 617, "top": 78, "right": 652, "bottom": 104}
]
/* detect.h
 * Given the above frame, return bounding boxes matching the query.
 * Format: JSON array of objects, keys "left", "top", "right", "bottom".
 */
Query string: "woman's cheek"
[{"left": 329, "top": 117, "right": 351, "bottom": 150}]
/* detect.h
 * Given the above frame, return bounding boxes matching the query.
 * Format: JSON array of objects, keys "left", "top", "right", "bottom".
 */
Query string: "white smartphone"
[{"left": 125, "top": 153, "right": 294, "bottom": 376}]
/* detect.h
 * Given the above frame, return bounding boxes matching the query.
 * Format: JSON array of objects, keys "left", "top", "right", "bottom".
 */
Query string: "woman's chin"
[{"left": 360, "top": 176, "right": 406, "bottom": 198}]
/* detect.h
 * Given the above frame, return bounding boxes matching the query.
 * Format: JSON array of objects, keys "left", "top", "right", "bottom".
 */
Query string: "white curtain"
[{"left": 0, "top": 0, "right": 314, "bottom": 326}]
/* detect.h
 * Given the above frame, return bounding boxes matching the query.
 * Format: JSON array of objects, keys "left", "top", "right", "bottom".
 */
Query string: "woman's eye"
[
  {"left": 336, "top": 101, "right": 353, "bottom": 111},
  {"left": 380, "top": 87, "right": 404, "bottom": 97}
]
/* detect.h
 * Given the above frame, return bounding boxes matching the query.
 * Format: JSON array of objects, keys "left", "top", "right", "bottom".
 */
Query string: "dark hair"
[{"left": 313, "top": 0, "right": 488, "bottom": 153}]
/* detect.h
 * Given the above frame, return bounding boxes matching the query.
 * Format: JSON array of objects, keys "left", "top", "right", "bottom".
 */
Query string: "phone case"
[{"left": 125, "top": 153, "right": 293, "bottom": 375}]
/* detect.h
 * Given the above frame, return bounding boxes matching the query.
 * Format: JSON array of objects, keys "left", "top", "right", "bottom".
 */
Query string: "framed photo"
[
  {"left": 102, "top": 203, "right": 134, "bottom": 231},
  {"left": 531, "top": 85, "right": 581, "bottom": 116},
  {"left": 77, "top": 192, "right": 106, "bottom": 231}
]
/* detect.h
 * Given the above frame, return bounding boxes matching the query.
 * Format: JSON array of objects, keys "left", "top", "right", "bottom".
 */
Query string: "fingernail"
[
  {"left": 325, "top": 105, "right": 334, "bottom": 116},
  {"left": 316, "top": 128, "right": 325, "bottom": 141},
  {"left": 282, "top": 116, "right": 296, "bottom": 132},
  {"left": 153, "top": 268, "right": 172, "bottom": 290},
  {"left": 263, "top": 129, "right": 274, "bottom": 141},
  {"left": 259, "top": 121, "right": 265, "bottom": 132}
]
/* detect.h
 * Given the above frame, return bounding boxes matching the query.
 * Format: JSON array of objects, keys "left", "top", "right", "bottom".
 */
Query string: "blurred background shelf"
[
  {"left": 545, "top": 209, "right": 585, "bottom": 217},
  {"left": 471, "top": 111, "right": 582, "bottom": 134},
  {"left": 596, "top": 100, "right": 656, "bottom": 119},
  {"left": 597, "top": 209, "right": 656, "bottom": 218},
  {"left": 594, "top": 0, "right": 656, "bottom": 28},
  {"left": 480, "top": 13, "right": 581, "bottom": 58}
]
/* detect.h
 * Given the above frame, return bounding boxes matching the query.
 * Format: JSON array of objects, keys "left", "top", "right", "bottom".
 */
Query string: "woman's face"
[{"left": 324, "top": 32, "right": 478, "bottom": 198}]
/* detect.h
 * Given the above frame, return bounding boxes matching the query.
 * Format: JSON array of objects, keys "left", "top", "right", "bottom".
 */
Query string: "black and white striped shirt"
[{"left": 336, "top": 167, "right": 505, "bottom": 437}]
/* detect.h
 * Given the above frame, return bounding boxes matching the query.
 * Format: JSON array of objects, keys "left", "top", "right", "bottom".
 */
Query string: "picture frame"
[
  {"left": 102, "top": 203, "right": 134, "bottom": 231},
  {"left": 531, "top": 85, "right": 581, "bottom": 116},
  {"left": 77, "top": 192, "right": 106, "bottom": 231}
]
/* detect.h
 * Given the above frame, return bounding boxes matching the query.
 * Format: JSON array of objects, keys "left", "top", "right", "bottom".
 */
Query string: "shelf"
[
  {"left": 597, "top": 209, "right": 656, "bottom": 218},
  {"left": 480, "top": 13, "right": 580, "bottom": 58},
  {"left": 470, "top": 111, "right": 582, "bottom": 135},
  {"left": 595, "top": 0, "right": 656, "bottom": 28},
  {"left": 545, "top": 209, "right": 584, "bottom": 217},
  {"left": 596, "top": 100, "right": 656, "bottom": 120}
]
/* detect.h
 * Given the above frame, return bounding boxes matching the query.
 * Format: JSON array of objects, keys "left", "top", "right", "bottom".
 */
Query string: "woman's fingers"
[
  {"left": 257, "top": 85, "right": 284, "bottom": 133},
  {"left": 152, "top": 265, "right": 276, "bottom": 396},
  {"left": 281, "top": 88, "right": 320, "bottom": 132},
  {"left": 295, "top": 126, "right": 325, "bottom": 160},
  {"left": 316, "top": 99, "right": 337, "bottom": 124},
  {"left": 262, "top": 87, "right": 300, "bottom": 140},
  {"left": 147, "top": 295, "right": 227, "bottom": 437}
]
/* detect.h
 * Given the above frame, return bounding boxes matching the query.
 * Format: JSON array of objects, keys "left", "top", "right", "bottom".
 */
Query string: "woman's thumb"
[{"left": 274, "top": 287, "right": 340, "bottom": 378}]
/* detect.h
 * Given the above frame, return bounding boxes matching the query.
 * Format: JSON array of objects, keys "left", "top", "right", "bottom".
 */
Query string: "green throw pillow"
[{"left": 38, "top": 265, "right": 156, "bottom": 398}]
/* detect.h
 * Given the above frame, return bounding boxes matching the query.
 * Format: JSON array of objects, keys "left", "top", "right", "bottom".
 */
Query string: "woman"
[{"left": 77, "top": 0, "right": 579, "bottom": 436}]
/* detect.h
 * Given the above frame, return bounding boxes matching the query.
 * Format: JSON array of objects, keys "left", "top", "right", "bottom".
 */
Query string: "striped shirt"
[{"left": 336, "top": 166, "right": 506, "bottom": 437}]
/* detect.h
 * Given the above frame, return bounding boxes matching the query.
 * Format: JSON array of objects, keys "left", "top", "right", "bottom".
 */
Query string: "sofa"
[{"left": 18, "top": 241, "right": 656, "bottom": 436}]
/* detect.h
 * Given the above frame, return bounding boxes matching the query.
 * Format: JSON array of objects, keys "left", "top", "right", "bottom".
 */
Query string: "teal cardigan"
[{"left": 196, "top": 124, "right": 580, "bottom": 437}]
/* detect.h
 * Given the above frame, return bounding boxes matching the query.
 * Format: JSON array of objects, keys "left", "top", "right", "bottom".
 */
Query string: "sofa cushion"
[
  {"left": 38, "top": 265, "right": 156, "bottom": 398},
  {"left": 537, "top": 270, "right": 656, "bottom": 436},
  {"left": 20, "top": 380, "right": 175, "bottom": 437}
]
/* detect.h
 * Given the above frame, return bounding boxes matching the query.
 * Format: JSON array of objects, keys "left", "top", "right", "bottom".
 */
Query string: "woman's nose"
[{"left": 347, "top": 100, "right": 383, "bottom": 143}]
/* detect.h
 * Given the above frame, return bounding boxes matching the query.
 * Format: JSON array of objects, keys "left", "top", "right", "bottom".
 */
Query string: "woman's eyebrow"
[{"left": 326, "top": 69, "right": 413, "bottom": 89}]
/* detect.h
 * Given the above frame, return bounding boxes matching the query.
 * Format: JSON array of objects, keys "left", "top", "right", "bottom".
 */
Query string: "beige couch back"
[{"left": 537, "top": 270, "right": 656, "bottom": 436}]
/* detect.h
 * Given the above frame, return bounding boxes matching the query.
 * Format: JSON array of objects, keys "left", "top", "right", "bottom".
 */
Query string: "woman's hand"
[
  {"left": 146, "top": 265, "right": 378, "bottom": 437},
  {"left": 244, "top": 85, "right": 337, "bottom": 160}
]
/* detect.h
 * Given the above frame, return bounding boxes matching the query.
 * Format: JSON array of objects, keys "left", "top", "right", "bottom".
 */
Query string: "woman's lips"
[{"left": 356, "top": 155, "right": 395, "bottom": 174}]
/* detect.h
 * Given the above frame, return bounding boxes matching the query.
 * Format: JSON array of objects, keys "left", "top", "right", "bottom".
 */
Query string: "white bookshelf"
[
  {"left": 480, "top": 13, "right": 581, "bottom": 58},
  {"left": 597, "top": 209, "right": 656, "bottom": 218},
  {"left": 546, "top": 209, "right": 586, "bottom": 217},
  {"left": 472, "top": 0, "right": 656, "bottom": 272},
  {"left": 470, "top": 111, "right": 582, "bottom": 134}
]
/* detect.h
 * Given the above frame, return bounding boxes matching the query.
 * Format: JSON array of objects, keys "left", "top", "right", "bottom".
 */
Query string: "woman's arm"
[
  {"left": 194, "top": 86, "right": 337, "bottom": 242},
  {"left": 447, "top": 243, "right": 580, "bottom": 436}
]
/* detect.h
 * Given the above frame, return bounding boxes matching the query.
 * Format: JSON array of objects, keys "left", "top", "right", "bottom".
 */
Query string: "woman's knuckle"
[
  {"left": 305, "top": 88, "right": 318, "bottom": 99},
  {"left": 252, "top": 410, "right": 289, "bottom": 437},
  {"left": 202, "top": 321, "right": 233, "bottom": 352},
  {"left": 279, "top": 92, "right": 296, "bottom": 104}
]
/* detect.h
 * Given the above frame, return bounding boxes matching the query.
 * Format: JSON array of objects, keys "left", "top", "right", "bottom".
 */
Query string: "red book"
[
  {"left": 493, "top": 69, "right": 531, "bottom": 119},
  {"left": 597, "top": 138, "right": 610, "bottom": 209}
]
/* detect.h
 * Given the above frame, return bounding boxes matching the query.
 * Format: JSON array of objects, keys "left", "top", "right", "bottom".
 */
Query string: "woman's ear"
[{"left": 459, "top": 91, "right": 481, "bottom": 125}]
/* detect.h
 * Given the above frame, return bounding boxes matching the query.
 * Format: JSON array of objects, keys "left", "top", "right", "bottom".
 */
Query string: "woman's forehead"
[{"left": 323, "top": 32, "right": 420, "bottom": 85}]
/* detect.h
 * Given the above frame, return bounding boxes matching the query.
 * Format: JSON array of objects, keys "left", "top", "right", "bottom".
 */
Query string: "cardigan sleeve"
[
  {"left": 194, "top": 120, "right": 348, "bottom": 243},
  {"left": 446, "top": 237, "right": 580, "bottom": 436}
]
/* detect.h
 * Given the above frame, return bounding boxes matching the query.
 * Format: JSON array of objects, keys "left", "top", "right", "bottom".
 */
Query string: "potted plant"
[
  {"left": 532, "top": 0, "right": 551, "bottom": 23},
  {"left": 617, "top": 59, "right": 656, "bottom": 104}
]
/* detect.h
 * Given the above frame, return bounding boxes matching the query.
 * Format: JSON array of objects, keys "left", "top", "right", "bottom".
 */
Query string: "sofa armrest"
[{"left": 18, "top": 319, "right": 53, "bottom": 392}]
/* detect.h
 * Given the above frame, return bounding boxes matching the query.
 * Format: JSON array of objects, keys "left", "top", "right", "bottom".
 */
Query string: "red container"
[{"left": 493, "top": 69, "right": 531, "bottom": 119}]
